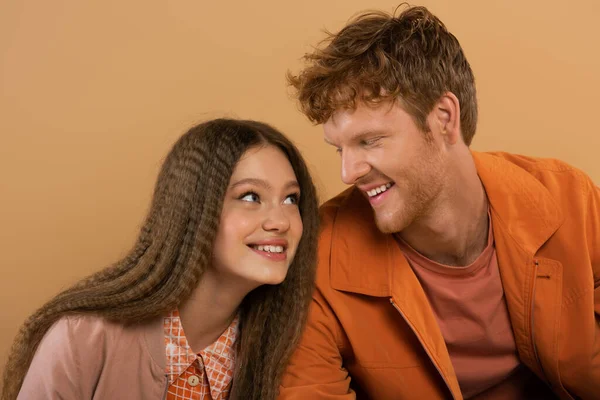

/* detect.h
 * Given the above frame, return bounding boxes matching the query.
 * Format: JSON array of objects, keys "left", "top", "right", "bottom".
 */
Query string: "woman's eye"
[
  {"left": 283, "top": 194, "right": 300, "bottom": 205},
  {"left": 240, "top": 192, "right": 260, "bottom": 203}
]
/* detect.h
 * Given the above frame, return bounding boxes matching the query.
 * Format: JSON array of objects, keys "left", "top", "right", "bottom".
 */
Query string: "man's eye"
[
  {"left": 240, "top": 192, "right": 260, "bottom": 203},
  {"left": 363, "top": 137, "right": 381, "bottom": 146}
]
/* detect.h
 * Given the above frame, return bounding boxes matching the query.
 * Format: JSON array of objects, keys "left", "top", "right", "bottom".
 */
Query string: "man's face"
[{"left": 323, "top": 100, "right": 448, "bottom": 233}]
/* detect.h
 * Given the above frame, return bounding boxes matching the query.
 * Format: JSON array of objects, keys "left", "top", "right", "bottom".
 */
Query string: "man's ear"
[{"left": 430, "top": 91, "right": 462, "bottom": 145}]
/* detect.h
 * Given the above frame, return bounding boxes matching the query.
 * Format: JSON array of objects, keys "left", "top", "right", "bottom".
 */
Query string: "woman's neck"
[{"left": 177, "top": 270, "right": 248, "bottom": 352}]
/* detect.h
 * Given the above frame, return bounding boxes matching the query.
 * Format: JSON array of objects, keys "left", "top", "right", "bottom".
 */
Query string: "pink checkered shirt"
[{"left": 164, "top": 310, "right": 239, "bottom": 400}]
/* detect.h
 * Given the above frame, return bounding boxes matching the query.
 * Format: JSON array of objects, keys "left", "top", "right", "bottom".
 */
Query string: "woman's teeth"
[{"left": 252, "top": 245, "right": 284, "bottom": 253}]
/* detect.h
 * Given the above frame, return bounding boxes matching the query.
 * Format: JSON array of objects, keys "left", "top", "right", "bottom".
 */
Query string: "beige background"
[{"left": 1, "top": 0, "right": 599, "bottom": 379}]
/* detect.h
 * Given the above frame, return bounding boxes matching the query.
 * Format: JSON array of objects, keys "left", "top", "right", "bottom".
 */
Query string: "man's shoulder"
[
  {"left": 320, "top": 186, "right": 355, "bottom": 214},
  {"left": 480, "top": 151, "right": 592, "bottom": 195},
  {"left": 485, "top": 151, "right": 578, "bottom": 172},
  {"left": 318, "top": 186, "right": 377, "bottom": 237}
]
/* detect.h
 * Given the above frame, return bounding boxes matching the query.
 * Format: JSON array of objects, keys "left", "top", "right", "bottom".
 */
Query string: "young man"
[{"left": 279, "top": 5, "right": 600, "bottom": 400}]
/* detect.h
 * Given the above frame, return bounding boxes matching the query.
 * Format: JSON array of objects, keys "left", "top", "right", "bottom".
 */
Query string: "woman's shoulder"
[
  {"left": 47, "top": 313, "right": 162, "bottom": 348},
  {"left": 20, "top": 314, "right": 166, "bottom": 399},
  {"left": 31, "top": 313, "right": 164, "bottom": 377},
  {"left": 31, "top": 314, "right": 120, "bottom": 366},
  {"left": 48, "top": 313, "right": 119, "bottom": 341},
  {"left": 18, "top": 314, "right": 118, "bottom": 399}
]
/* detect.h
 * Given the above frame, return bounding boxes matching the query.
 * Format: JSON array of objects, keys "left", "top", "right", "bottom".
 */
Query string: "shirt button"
[{"left": 187, "top": 375, "right": 200, "bottom": 387}]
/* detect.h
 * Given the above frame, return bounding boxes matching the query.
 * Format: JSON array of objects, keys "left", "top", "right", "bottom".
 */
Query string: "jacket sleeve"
[
  {"left": 588, "top": 180, "right": 600, "bottom": 312},
  {"left": 17, "top": 316, "right": 101, "bottom": 400},
  {"left": 278, "top": 287, "right": 356, "bottom": 399}
]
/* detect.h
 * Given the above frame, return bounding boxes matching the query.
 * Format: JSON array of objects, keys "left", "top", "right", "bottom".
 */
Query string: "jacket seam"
[{"left": 325, "top": 206, "right": 348, "bottom": 355}]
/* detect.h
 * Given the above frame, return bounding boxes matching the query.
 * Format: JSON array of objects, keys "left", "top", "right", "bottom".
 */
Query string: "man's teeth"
[
  {"left": 367, "top": 183, "right": 392, "bottom": 197},
  {"left": 253, "top": 245, "right": 284, "bottom": 253}
]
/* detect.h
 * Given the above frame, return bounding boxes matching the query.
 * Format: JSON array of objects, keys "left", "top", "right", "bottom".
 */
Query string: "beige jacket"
[{"left": 18, "top": 314, "right": 168, "bottom": 399}]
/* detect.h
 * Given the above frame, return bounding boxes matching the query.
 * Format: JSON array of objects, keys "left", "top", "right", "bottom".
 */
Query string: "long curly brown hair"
[{"left": 1, "top": 119, "right": 319, "bottom": 400}]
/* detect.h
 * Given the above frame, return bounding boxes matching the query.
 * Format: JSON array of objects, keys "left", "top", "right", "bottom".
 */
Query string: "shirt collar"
[{"left": 164, "top": 309, "right": 239, "bottom": 398}]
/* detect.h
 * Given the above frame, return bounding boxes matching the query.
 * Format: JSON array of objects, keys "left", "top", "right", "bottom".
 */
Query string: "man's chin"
[{"left": 374, "top": 213, "right": 405, "bottom": 234}]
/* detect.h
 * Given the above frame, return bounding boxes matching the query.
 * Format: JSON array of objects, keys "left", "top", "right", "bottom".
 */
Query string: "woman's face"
[{"left": 211, "top": 145, "right": 303, "bottom": 287}]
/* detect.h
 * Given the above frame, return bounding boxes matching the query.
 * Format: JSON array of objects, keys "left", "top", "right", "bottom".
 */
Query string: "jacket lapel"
[
  {"left": 473, "top": 152, "right": 564, "bottom": 383},
  {"left": 329, "top": 188, "right": 393, "bottom": 297},
  {"left": 329, "top": 188, "right": 462, "bottom": 398},
  {"left": 390, "top": 244, "right": 463, "bottom": 399}
]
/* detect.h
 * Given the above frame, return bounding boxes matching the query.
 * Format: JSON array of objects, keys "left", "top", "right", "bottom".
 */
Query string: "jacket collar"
[
  {"left": 329, "top": 151, "right": 564, "bottom": 296},
  {"left": 329, "top": 187, "right": 397, "bottom": 296},
  {"left": 472, "top": 151, "right": 564, "bottom": 255}
]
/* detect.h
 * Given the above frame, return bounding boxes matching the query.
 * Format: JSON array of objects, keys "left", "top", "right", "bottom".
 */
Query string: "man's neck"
[{"left": 398, "top": 155, "right": 489, "bottom": 266}]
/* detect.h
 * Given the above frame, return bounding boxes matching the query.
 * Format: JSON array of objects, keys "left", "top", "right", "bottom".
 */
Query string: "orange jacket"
[{"left": 279, "top": 152, "right": 600, "bottom": 400}]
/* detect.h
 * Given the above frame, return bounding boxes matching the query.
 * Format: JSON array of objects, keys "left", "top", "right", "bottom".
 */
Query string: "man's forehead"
[
  {"left": 329, "top": 100, "right": 398, "bottom": 122},
  {"left": 324, "top": 103, "right": 397, "bottom": 137}
]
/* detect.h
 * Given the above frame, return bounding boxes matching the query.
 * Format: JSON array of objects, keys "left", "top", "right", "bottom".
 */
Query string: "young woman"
[{"left": 1, "top": 119, "right": 319, "bottom": 400}]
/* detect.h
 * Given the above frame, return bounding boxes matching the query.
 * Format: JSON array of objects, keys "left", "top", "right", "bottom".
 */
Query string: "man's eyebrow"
[
  {"left": 350, "top": 130, "right": 387, "bottom": 142},
  {"left": 324, "top": 130, "right": 387, "bottom": 146}
]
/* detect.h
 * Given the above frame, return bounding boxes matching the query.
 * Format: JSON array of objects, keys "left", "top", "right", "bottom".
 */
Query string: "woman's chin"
[{"left": 247, "top": 269, "right": 289, "bottom": 288}]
